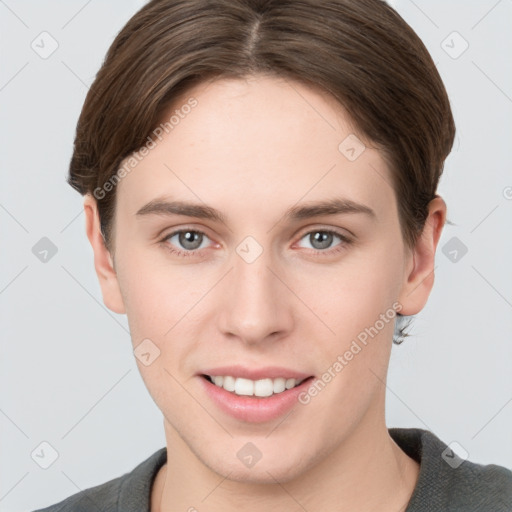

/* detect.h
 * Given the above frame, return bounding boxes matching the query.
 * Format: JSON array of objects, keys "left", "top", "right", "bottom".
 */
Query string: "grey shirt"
[{"left": 32, "top": 428, "right": 512, "bottom": 511}]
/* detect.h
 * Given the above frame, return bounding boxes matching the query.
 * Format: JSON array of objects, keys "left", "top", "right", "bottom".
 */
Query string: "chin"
[
  {"left": 214, "top": 461, "right": 303, "bottom": 485},
  {"left": 201, "top": 445, "right": 312, "bottom": 485}
]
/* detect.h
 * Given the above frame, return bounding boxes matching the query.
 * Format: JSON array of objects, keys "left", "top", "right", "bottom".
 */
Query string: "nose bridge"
[{"left": 218, "top": 235, "right": 291, "bottom": 342}]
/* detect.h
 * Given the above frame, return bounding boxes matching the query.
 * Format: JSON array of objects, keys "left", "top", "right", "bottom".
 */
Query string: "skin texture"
[{"left": 84, "top": 74, "right": 446, "bottom": 511}]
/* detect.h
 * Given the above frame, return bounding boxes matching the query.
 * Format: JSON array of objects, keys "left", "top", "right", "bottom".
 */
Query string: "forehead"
[{"left": 116, "top": 75, "right": 396, "bottom": 222}]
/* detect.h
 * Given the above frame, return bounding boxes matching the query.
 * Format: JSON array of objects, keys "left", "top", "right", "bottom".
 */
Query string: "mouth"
[
  {"left": 198, "top": 373, "right": 316, "bottom": 423},
  {"left": 200, "top": 374, "right": 312, "bottom": 398}
]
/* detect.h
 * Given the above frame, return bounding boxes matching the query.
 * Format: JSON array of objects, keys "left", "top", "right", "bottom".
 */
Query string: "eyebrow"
[{"left": 135, "top": 197, "right": 376, "bottom": 223}]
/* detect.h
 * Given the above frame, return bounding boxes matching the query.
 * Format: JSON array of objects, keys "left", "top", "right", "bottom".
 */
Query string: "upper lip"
[{"left": 199, "top": 365, "right": 313, "bottom": 381}]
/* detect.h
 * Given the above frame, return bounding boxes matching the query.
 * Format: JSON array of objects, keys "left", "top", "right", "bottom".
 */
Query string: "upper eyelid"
[
  {"left": 161, "top": 227, "right": 214, "bottom": 243},
  {"left": 296, "top": 226, "right": 351, "bottom": 239}
]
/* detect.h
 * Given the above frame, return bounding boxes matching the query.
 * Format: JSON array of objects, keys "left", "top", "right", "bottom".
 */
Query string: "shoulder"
[
  {"left": 444, "top": 453, "right": 512, "bottom": 511},
  {"left": 30, "top": 475, "right": 123, "bottom": 512},
  {"left": 389, "top": 427, "right": 512, "bottom": 511},
  {"left": 457, "top": 459, "right": 512, "bottom": 509},
  {"left": 30, "top": 447, "right": 167, "bottom": 512}
]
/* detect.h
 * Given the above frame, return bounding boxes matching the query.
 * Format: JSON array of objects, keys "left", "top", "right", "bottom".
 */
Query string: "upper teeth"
[{"left": 208, "top": 375, "right": 306, "bottom": 397}]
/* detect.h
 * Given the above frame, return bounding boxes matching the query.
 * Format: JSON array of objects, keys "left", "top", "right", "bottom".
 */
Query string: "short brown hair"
[{"left": 67, "top": 0, "right": 456, "bottom": 343}]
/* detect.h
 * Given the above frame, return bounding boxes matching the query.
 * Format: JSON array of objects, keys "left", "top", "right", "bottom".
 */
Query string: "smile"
[{"left": 203, "top": 374, "right": 308, "bottom": 397}]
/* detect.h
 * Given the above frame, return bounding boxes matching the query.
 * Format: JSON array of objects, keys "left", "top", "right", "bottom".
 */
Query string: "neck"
[{"left": 152, "top": 404, "right": 420, "bottom": 512}]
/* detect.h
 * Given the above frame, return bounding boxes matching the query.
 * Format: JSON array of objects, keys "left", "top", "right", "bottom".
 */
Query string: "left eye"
[
  {"left": 164, "top": 230, "right": 211, "bottom": 252},
  {"left": 296, "top": 230, "right": 349, "bottom": 251}
]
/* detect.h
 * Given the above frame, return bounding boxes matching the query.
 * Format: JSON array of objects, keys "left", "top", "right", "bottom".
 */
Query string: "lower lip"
[{"left": 198, "top": 375, "right": 315, "bottom": 423}]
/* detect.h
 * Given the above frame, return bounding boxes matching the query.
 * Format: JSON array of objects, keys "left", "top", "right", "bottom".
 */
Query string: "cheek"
[
  {"left": 295, "top": 249, "right": 401, "bottom": 432},
  {"left": 293, "top": 240, "right": 403, "bottom": 342},
  {"left": 116, "top": 246, "right": 198, "bottom": 337},
  {"left": 115, "top": 254, "right": 201, "bottom": 408},
  {"left": 115, "top": 247, "right": 215, "bottom": 384}
]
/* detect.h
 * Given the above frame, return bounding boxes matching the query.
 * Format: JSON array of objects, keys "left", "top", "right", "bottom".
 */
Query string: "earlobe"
[
  {"left": 397, "top": 196, "right": 447, "bottom": 316},
  {"left": 83, "top": 194, "right": 126, "bottom": 314}
]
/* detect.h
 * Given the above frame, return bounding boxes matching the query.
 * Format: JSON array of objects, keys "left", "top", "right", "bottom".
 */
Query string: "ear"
[
  {"left": 83, "top": 194, "right": 126, "bottom": 314},
  {"left": 397, "top": 195, "right": 446, "bottom": 315}
]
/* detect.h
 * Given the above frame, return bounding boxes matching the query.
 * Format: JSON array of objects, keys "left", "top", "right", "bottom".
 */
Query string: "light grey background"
[{"left": 1, "top": 1, "right": 511, "bottom": 510}]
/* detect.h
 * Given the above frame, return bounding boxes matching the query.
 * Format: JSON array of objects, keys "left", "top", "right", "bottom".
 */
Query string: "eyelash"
[{"left": 159, "top": 227, "right": 353, "bottom": 258}]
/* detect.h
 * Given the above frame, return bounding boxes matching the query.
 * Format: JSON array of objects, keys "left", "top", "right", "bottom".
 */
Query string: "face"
[{"left": 85, "top": 74, "right": 443, "bottom": 484}]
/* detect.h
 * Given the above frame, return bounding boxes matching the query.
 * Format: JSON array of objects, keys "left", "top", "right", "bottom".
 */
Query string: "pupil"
[
  {"left": 180, "top": 231, "right": 201, "bottom": 250},
  {"left": 312, "top": 231, "right": 331, "bottom": 249}
]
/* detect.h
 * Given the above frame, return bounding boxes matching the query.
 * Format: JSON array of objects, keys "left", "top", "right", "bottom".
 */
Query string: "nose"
[{"left": 216, "top": 243, "right": 294, "bottom": 346}]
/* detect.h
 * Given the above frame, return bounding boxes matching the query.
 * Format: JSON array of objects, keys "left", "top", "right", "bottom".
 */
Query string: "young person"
[{"left": 34, "top": 0, "right": 512, "bottom": 510}]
